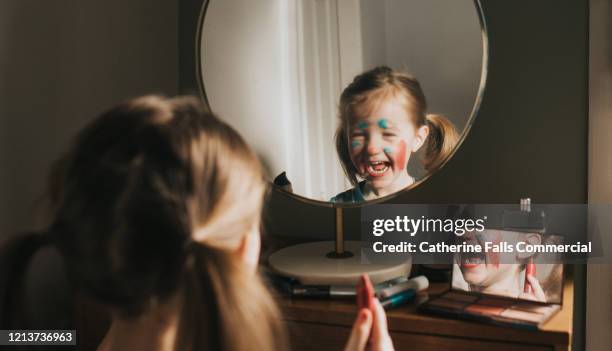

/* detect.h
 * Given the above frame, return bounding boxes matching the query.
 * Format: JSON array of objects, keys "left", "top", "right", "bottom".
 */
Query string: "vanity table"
[
  {"left": 279, "top": 278, "right": 573, "bottom": 351},
  {"left": 72, "top": 261, "right": 573, "bottom": 351}
]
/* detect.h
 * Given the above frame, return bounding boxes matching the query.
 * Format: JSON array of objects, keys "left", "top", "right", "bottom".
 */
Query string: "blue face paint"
[
  {"left": 377, "top": 118, "right": 390, "bottom": 129},
  {"left": 357, "top": 121, "right": 369, "bottom": 129},
  {"left": 351, "top": 140, "right": 361, "bottom": 149},
  {"left": 383, "top": 147, "right": 394, "bottom": 154}
]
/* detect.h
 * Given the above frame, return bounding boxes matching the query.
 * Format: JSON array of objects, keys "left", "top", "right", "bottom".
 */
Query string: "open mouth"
[
  {"left": 366, "top": 161, "right": 391, "bottom": 177},
  {"left": 461, "top": 251, "right": 486, "bottom": 269}
]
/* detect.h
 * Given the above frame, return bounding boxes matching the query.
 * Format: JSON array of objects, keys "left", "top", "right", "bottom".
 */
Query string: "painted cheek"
[
  {"left": 350, "top": 142, "right": 366, "bottom": 168},
  {"left": 349, "top": 143, "right": 365, "bottom": 173},
  {"left": 478, "top": 233, "right": 500, "bottom": 268},
  {"left": 488, "top": 239, "right": 500, "bottom": 268},
  {"left": 395, "top": 140, "right": 407, "bottom": 170}
]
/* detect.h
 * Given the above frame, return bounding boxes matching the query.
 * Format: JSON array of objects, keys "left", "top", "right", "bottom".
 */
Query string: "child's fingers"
[
  {"left": 527, "top": 275, "right": 546, "bottom": 302},
  {"left": 371, "top": 298, "right": 388, "bottom": 339},
  {"left": 344, "top": 309, "right": 373, "bottom": 351},
  {"left": 370, "top": 298, "right": 395, "bottom": 351},
  {"left": 357, "top": 275, "right": 366, "bottom": 309},
  {"left": 357, "top": 274, "right": 375, "bottom": 310}
]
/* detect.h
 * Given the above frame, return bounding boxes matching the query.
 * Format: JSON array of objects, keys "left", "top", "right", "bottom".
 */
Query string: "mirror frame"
[{"left": 195, "top": 0, "right": 489, "bottom": 208}]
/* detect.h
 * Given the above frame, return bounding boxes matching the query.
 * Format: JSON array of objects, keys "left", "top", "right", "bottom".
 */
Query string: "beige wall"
[
  {"left": 0, "top": 0, "right": 178, "bottom": 237},
  {"left": 587, "top": 0, "right": 612, "bottom": 350}
]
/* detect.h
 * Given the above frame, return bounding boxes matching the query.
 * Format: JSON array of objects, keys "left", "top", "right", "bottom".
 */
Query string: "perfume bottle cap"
[
  {"left": 503, "top": 198, "right": 545, "bottom": 233},
  {"left": 520, "top": 198, "right": 531, "bottom": 212}
]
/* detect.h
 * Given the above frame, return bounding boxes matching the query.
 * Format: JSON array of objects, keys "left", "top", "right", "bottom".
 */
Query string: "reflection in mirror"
[
  {"left": 331, "top": 66, "right": 459, "bottom": 203},
  {"left": 452, "top": 231, "right": 564, "bottom": 304},
  {"left": 199, "top": 0, "right": 486, "bottom": 204}
]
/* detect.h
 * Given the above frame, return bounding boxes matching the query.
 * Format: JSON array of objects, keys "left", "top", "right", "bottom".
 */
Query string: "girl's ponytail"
[
  {"left": 178, "top": 243, "right": 288, "bottom": 351},
  {"left": 424, "top": 114, "right": 459, "bottom": 172},
  {"left": 48, "top": 96, "right": 286, "bottom": 350}
]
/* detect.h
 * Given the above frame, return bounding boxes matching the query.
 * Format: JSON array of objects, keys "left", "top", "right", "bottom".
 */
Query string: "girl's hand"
[
  {"left": 519, "top": 275, "right": 546, "bottom": 302},
  {"left": 344, "top": 299, "right": 395, "bottom": 351}
]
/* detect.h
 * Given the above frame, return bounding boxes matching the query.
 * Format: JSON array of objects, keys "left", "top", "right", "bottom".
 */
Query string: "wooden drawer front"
[{"left": 287, "top": 321, "right": 554, "bottom": 351}]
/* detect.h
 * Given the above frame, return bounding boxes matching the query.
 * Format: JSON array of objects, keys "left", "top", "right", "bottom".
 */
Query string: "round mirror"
[{"left": 197, "top": 0, "right": 487, "bottom": 206}]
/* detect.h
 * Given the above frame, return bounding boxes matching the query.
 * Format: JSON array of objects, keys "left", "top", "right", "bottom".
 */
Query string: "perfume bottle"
[{"left": 502, "top": 198, "right": 546, "bottom": 233}]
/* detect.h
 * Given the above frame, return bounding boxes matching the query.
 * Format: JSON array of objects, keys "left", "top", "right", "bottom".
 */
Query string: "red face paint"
[
  {"left": 489, "top": 249, "right": 500, "bottom": 268},
  {"left": 489, "top": 235, "right": 501, "bottom": 268},
  {"left": 395, "top": 140, "right": 407, "bottom": 171}
]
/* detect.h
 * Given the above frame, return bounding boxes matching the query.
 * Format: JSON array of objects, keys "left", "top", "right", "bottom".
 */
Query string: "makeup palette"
[
  {"left": 421, "top": 292, "right": 561, "bottom": 330},
  {"left": 420, "top": 264, "right": 564, "bottom": 330}
]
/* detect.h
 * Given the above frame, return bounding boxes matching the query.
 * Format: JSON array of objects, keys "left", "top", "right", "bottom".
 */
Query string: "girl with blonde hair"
[
  {"left": 333, "top": 66, "right": 459, "bottom": 202},
  {"left": 45, "top": 95, "right": 392, "bottom": 351}
]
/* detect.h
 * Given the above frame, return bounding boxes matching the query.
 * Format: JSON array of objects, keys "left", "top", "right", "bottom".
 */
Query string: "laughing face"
[
  {"left": 348, "top": 96, "right": 428, "bottom": 198},
  {"left": 455, "top": 230, "right": 548, "bottom": 300},
  {"left": 458, "top": 231, "right": 516, "bottom": 289}
]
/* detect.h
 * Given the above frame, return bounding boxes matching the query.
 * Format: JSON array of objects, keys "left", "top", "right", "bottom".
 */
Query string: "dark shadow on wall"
[
  {"left": 0, "top": 0, "right": 179, "bottom": 339},
  {"left": 0, "top": 0, "right": 179, "bottom": 238},
  {"left": 0, "top": 1, "right": 77, "bottom": 237}
]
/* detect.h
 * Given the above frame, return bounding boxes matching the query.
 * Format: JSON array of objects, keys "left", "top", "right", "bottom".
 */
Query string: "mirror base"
[{"left": 268, "top": 241, "right": 411, "bottom": 285}]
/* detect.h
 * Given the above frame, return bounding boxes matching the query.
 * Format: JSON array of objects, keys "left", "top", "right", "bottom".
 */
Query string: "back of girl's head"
[
  {"left": 48, "top": 95, "right": 286, "bottom": 350},
  {"left": 335, "top": 66, "right": 459, "bottom": 185}
]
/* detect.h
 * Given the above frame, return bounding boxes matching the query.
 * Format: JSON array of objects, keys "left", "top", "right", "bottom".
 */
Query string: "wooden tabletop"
[{"left": 279, "top": 277, "right": 573, "bottom": 348}]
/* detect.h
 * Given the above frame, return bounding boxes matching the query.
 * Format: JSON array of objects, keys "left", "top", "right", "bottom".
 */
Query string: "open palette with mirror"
[
  {"left": 197, "top": 0, "right": 488, "bottom": 284},
  {"left": 421, "top": 231, "right": 564, "bottom": 330},
  {"left": 421, "top": 290, "right": 562, "bottom": 330}
]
